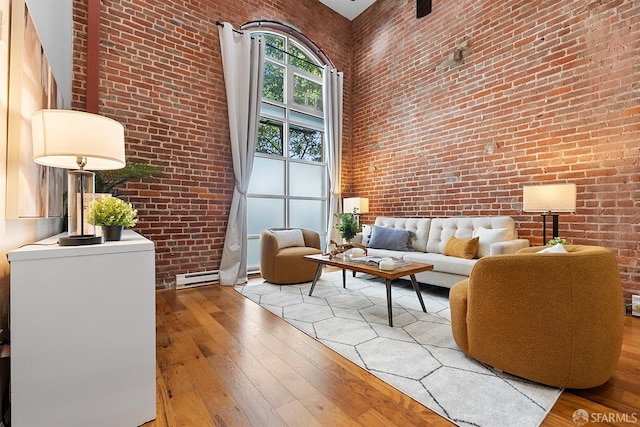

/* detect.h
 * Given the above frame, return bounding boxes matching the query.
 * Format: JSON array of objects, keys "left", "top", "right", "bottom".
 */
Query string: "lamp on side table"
[
  {"left": 31, "top": 109, "right": 126, "bottom": 246},
  {"left": 523, "top": 183, "right": 576, "bottom": 245}
]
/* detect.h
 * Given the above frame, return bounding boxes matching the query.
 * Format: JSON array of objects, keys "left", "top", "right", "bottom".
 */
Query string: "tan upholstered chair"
[
  {"left": 449, "top": 245, "right": 624, "bottom": 389},
  {"left": 260, "top": 228, "right": 323, "bottom": 285}
]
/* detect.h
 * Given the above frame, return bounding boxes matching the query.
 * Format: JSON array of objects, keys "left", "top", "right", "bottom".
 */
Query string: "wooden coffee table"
[{"left": 304, "top": 254, "right": 434, "bottom": 327}]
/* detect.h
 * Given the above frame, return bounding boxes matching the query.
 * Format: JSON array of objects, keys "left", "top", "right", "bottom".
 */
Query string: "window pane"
[
  {"left": 293, "top": 74, "right": 323, "bottom": 112},
  {"left": 289, "top": 199, "right": 326, "bottom": 231},
  {"left": 247, "top": 237, "right": 260, "bottom": 271},
  {"left": 261, "top": 102, "right": 285, "bottom": 119},
  {"left": 289, "top": 43, "right": 321, "bottom": 77},
  {"left": 248, "top": 197, "right": 284, "bottom": 235},
  {"left": 257, "top": 119, "right": 284, "bottom": 156},
  {"left": 262, "top": 33, "right": 284, "bottom": 61},
  {"left": 290, "top": 110, "right": 324, "bottom": 130},
  {"left": 249, "top": 157, "right": 284, "bottom": 195},
  {"left": 289, "top": 125, "right": 323, "bottom": 161},
  {"left": 290, "top": 162, "right": 325, "bottom": 197},
  {"left": 263, "top": 61, "right": 284, "bottom": 102}
]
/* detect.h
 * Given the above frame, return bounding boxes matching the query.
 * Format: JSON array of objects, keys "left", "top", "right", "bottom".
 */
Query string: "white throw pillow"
[
  {"left": 361, "top": 224, "right": 372, "bottom": 246},
  {"left": 271, "top": 229, "right": 305, "bottom": 249},
  {"left": 537, "top": 243, "right": 568, "bottom": 254},
  {"left": 472, "top": 227, "right": 510, "bottom": 258}
]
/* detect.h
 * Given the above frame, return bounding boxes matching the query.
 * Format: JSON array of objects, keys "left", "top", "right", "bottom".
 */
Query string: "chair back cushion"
[{"left": 271, "top": 229, "right": 305, "bottom": 249}]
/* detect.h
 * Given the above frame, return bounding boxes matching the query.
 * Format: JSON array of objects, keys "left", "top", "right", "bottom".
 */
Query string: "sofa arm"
[{"left": 489, "top": 238, "right": 530, "bottom": 256}]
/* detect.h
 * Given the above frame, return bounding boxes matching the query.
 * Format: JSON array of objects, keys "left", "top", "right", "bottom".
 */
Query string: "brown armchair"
[
  {"left": 260, "top": 228, "right": 323, "bottom": 285},
  {"left": 449, "top": 245, "right": 624, "bottom": 389}
]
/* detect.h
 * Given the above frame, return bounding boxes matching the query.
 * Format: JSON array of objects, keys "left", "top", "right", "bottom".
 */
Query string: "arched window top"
[{"left": 241, "top": 20, "right": 334, "bottom": 68}]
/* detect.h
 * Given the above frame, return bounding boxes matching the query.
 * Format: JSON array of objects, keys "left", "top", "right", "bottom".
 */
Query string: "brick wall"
[
  {"left": 72, "top": 0, "right": 351, "bottom": 288},
  {"left": 72, "top": 0, "right": 639, "bottom": 300},
  {"left": 350, "top": 0, "right": 639, "bottom": 300}
]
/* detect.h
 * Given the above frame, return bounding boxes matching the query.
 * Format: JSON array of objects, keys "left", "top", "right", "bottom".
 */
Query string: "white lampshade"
[
  {"left": 31, "top": 109, "right": 126, "bottom": 170},
  {"left": 523, "top": 183, "right": 576, "bottom": 213},
  {"left": 343, "top": 197, "right": 369, "bottom": 214}
]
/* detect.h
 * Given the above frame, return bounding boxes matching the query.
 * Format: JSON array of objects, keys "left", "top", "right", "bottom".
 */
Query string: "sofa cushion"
[
  {"left": 373, "top": 217, "right": 431, "bottom": 252},
  {"left": 366, "top": 248, "right": 411, "bottom": 259},
  {"left": 444, "top": 236, "right": 480, "bottom": 259},
  {"left": 368, "top": 225, "right": 415, "bottom": 251},
  {"left": 404, "top": 252, "right": 477, "bottom": 277},
  {"left": 472, "top": 227, "right": 511, "bottom": 258},
  {"left": 426, "top": 216, "right": 517, "bottom": 254},
  {"left": 271, "top": 229, "right": 305, "bottom": 249}
]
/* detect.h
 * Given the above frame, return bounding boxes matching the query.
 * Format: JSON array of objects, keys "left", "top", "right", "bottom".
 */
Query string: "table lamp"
[
  {"left": 343, "top": 197, "right": 369, "bottom": 228},
  {"left": 31, "top": 109, "right": 126, "bottom": 246},
  {"left": 523, "top": 183, "right": 576, "bottom": 244}
]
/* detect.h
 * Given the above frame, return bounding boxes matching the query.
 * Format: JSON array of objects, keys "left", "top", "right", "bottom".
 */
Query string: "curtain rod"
[{"left": 216, "top": 21, "right": 323, "bottom": 70}]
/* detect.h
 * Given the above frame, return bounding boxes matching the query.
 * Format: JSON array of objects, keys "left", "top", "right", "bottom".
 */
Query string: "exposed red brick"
[
  {"left": 72, "top": 0, "right": 639, "bottom": 301},
  {"left": 72, "top": 0, "right": 351, "bottom": 288},
  {"left": 350, "top": 0, "right": 640, "bottom": 300}
]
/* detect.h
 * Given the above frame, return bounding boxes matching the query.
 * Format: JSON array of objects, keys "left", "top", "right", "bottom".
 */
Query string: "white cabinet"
[{"left": 8, "top": 230, "right": 156, "bottom": 427}]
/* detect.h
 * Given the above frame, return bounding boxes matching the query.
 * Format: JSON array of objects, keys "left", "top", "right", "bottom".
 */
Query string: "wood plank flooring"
[{"left": 146, "top": 283, "right": 640, "bottom": 427}]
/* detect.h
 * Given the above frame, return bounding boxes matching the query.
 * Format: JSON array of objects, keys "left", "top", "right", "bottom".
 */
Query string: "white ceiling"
[{"left": 320, "top": 0, "right": 378, "bottom": 20}]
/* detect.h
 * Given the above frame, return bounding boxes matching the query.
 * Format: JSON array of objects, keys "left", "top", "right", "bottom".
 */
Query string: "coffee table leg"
[
  {"left": 386, "top": 278, "right": 393, "bottom": 327},
  {"left": 410, "top": 274, "right": 427, "bottom": 312},
  {"left": 342, "top": 268, "right": 346, "bottom": 288},
  {"left": 308, "top": 264, "right": 323, "bottom": 296}
]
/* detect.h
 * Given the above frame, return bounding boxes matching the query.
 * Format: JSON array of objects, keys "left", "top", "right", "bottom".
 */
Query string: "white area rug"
[{"left": 236, "top": 270, "right": 562, "bottom": 427}]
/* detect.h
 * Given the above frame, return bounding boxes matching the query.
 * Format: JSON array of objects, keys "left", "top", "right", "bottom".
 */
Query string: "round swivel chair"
[
  {"left": 260, "top": 228, "right": 323, "bottom": 285},
  {"left": 449, "top": 245, "right": 624, "bottom": 389}
]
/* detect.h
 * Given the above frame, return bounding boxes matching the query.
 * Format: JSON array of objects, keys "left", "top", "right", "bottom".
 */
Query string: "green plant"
[
  {"left": 548, "top": 237, "right": 570, "bottom": 246},
  {"left": 85, "top": 197, "right": 138, "bottom": 227},
  {"left": 95, "top": 162, "right": 162, "bottom": 196},
  {"left": 334, "top": 208, "right": 359, "bottom": 241}
]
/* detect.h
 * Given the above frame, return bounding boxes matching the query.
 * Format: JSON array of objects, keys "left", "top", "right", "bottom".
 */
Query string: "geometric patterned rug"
[{"left": 235, "top": 269, "right": 562, "bottom": 427}]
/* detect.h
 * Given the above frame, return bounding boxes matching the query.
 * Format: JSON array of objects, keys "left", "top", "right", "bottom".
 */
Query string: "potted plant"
[
  {"left": 85, "top": 197, "right": 138, "bottom": 241},
  {"left": 95, "top": 161, "right": 163, "bottom": 196},
  {"left": 334, "top": 208, "right": 359, "bottom": 242},
  {"left": 548, "top": 237, "right": 570, "bottom": 246}
]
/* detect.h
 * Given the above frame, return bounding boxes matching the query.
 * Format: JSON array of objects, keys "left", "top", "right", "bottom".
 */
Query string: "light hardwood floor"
[{"left": 147, "top": 283, "right": 640, "bottom": 426}]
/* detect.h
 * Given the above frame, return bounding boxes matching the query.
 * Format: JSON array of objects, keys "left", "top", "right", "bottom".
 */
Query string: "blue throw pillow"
[{"left": 368, "top": 226, "right": 415, "bottom": 251}]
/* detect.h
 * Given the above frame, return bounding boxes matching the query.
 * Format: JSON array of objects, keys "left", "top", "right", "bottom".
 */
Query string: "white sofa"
[{"left": 351, "top": 216, "right": 530, "bottom": 288}]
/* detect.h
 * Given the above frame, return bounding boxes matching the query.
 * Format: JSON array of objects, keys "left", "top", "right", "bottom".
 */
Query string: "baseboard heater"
[{"left": 176, "top": 270, "right": 219, "bottom": 289}]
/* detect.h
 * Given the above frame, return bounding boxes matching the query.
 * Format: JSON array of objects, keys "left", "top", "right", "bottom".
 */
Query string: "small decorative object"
[
  {"left": 547, "top": 237, "right": 570, "bottom": 246},
  {"left": 334, "top": 208, "right": 359, "bottom": 242},
  {"left": 378, "top": 257, "right": 395, "bottom": 271},
  {"left": 326, "top": 240, "right": 367, "bottom": 260},
  {"left": 85, "top": 197, "right": 138, "bottom": 241}
]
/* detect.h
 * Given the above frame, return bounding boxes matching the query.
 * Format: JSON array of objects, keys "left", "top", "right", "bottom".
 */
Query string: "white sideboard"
[{"left": 8, "top": 230, "right": 156, "bottom": 427}]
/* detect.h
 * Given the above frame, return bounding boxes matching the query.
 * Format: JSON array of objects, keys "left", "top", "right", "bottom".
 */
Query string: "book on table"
[{"left": 350, "top": 256, "right": 408, "bottom": 267}]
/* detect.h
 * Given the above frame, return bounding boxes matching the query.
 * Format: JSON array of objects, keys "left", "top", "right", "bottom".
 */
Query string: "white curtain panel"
[
  {"left": 218, "top": 23, "right": 265, "bottom": 286},
  {"left": 323, "top": 66, "right": 344, "bottom": 248}
]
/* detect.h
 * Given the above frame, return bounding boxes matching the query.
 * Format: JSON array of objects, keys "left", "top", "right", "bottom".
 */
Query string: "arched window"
[{"left": 243, "top": 23, "right": 329, "bottom": 272}]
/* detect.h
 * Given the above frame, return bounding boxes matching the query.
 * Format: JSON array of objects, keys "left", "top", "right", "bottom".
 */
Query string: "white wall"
[
  {"left": 0, "top": 0, "right": 62, "bottom": 347},
  {"left": 25, "top": 0, "right": 72, "bottom": 108}
]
